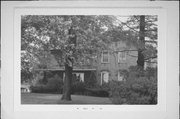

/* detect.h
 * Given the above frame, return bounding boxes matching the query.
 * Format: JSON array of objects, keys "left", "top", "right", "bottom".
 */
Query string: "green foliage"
[
  {"left": 46, "top": 74, "right": 64, "bottom": 93},
  {"left": 145, "top": 67, "right": 157, "bottom": 78},
  {"left": 21, "top": 15, "right": 158, "bottom": 101},
  {"left": 84, "top": 71, "right": 97, "bottom": 88},
  {"left": 110, "top": 67, "right": 157, "bottom": 104},
  {"left": 125, "top": 15, "right": 157, "bottom": 41},
  {"left": 128, "top": 66, "right": 145, "bottom": 78},
  {"left": 70, "top": 74, "right": 109, "bottom": 97},
  {"left": 21, "top": 70, "right": 33, "bottom": 83},
  {"left": 21, "top": 15, "right": 157, "bottom": 83},
  {"left": 21, "top": 51, "right": 35, "bottom": 83},
  {"left": 30, "top": 74, "right": 63, "bottom": 93},
  {"left": 71, "top": 81, "right": 86, "bottom": 95},
  {"left": 85, "top": 88, "right": 109, "bottom": 97},
  {"left": 84, "top": 82, "right": 110, "bottom": 97},
  {"left": 21, "top": 15, "right": 118, "bottom": 83}
]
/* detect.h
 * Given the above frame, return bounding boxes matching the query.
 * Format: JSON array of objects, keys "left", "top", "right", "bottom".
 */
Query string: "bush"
[
  {"left": 110, "top": 67, "right": 157, "bottom": 105},
  {"left": 46, "top": 74, "right": 64, "bottom": 93},
  {"left": 30, "top": 74, "right": 63, "bottom": 94},
  {"left": 85, "top": 88, "right": 109, "bottom": 97},
  {"left": 71, "top": 81, "right": 86, "bottom": 95},
  {"left": 83, "top": 83, "right": 110, "bottom": 97},
  {"left": 84, "top": 72, "right": 97, "bottom": 88},
  {"left": 70, "top": 78, "right": 110, "bottom": 97},
  {"left": 110, "top": 78, "right": 157, "bottom": 104},
  {"left": 30, "top": 85, "right": 45, "bottom": 93},
  {"left": 145, "top": 67, "right": 157, "bottom": 78}
]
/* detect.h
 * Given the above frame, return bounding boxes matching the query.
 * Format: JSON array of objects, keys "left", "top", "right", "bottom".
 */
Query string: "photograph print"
[{"left": 21, "top": 15, "right": 158, "bottom": 105}]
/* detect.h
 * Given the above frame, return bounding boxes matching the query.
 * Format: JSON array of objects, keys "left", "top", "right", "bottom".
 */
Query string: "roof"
[{"left": 34, "top": 68, "right": 96, "bottom": 71}]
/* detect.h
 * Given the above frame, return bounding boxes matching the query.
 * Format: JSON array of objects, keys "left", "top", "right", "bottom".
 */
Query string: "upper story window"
[
  {"left": 118, "top": 51, "right": 126, "bottom": 62},
  {"left": 101, "top": 51, "right": 109, "bottom": 63}
]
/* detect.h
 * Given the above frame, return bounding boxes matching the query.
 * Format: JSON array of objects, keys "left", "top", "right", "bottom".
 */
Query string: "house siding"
[
  {"left": 34, "top": 41, "right": 138, "bottom": 85},
  {"left": 97, "top": 41, "right": 138, "bottom": 82},
  {"left": 34, "top": 69, "right": 97, "bottom": 87}
]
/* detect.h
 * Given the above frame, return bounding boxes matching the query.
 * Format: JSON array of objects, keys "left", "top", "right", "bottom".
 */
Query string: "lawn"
[{"left": 21, "top": 93, "right": 113, "bottom": 104}]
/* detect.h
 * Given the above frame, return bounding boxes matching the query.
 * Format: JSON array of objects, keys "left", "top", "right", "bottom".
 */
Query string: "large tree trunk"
[
  {"left": 137, "top": 49, "right": 145, "bottom": 68},
  {"left": 137, "top": 15, "right": 145, "bottom": 68},
  {"left": 61, "top": 26, "right": 76, "bottom": 101},
  {"left": 61, "top": 62, "right": 72, "bottom": 101}
]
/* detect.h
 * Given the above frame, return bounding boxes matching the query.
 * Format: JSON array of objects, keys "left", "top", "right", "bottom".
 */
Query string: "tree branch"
[
  {"left": 145, "top": 61, "right": 157, "bottom": 63},
  {"left": 113, "top": 49, "right": 138, "bottom": 53},
  {"left": 117, "top": 19, "right": 139, "bottom": 33},
  {"left": 145, "top": 40, "right": 157, "bottom": 44},
  {"left": 117, "top": 18, "right": 157, "bottom": 41},
  {"left": 144, "top": 56, "right": 157, "bottom": 60},
  {"left": 127, "top": 54, "right": 138, "bottom": 58}
]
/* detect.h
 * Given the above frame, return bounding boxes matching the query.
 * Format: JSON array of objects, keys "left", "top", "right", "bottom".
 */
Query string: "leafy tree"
[
  {"left": 116, "top": 15, "right": 158, "bottom": 69},
  {"left": 21, "top": 51, "right": 34, "bottom": 83},
  {"left": 21, "top": 15, "right": 157, "bottom": 101},
  {"left": 21, "top": 15, "right": 116, "bottom": 100}
]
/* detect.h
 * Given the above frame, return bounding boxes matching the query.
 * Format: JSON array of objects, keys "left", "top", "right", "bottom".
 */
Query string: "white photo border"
[
  {"left": 2, "top": 1, "right": 179, "bottom": 119},
  {"left": 14, "top": 6, "right": 166, "bottom": 112}
]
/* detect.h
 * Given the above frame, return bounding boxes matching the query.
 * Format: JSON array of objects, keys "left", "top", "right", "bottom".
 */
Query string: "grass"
[{"left": 21, "top": 93, "right": 113, "bottom": 104}]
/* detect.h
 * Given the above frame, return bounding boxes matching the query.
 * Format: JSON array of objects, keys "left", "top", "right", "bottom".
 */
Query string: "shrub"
[
  {"left": 46, "top": 74, "right": 64, "bottom": 93},
  {"left": 84, "top": 72, "right": 97, "bottom": 88},
  {"left": 100, "top": 83, "right": 111, "bottom": 91},
  {"left": 85, "top": 88, "right": 109, "bottom": 97},
  {"left": 83, "top": 82, "right": 110, "bottom": 97},
  {"left": 30, "top": 85, "right": 45, "bottom": 93},
  {"left": 30, "top": 74, "right": 63, "bottom": 94},
  {"left": 110, "top": 67, "right": 157, "bottom": 105},
  {"left": 145, "top": 67, "right": 157, "bottom": 78},
  {"left": 71, "top": 81, "right": 86, "bottom": 95}
]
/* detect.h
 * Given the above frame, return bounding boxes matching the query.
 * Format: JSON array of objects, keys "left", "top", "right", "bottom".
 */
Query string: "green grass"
[{"left": 21, "top": 93, "right": 113, "bottom": 104}]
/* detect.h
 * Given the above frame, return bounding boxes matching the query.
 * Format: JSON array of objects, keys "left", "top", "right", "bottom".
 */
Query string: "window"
[
  {"left": 118, "top": 71, "right": 124, "bottom": 81},
  {"left": 101, "top": 51, "right": 109, "bottom": 63},
  {"left": 118, "top": 51, "right": 126, "bottom": 62},
  {"left": 101, "top": 71, "right": 109, "bottom": 85},
  {"left": 63, "top": 72, "right": 84, "bottom": 82},
  {"left": 73, "top": 73, "right": 84, "bottom": 82}
]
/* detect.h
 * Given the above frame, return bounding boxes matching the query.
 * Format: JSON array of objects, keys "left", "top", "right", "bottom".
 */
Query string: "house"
[
  {"left": 34, "top": 40, "right": 138, "bottom": 85},
  {"left": 96, "top": 41, "right": 138, "bottom": 84}
]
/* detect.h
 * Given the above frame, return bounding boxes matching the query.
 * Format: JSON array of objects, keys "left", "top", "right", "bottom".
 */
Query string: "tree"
[
  {"left": 21, "top": 15, "right": 157, "bottom": 101},
  {"left": 116, "top": 15, "right": 158, "bottom": 69},
  {"left": 61, "top": 27, "right": 76, "bottom": 100},
  {"left": 21, "top": 15, "right": 116, "bottom": 100},
  {"left": 137, "top": 15, "right": 145, "bottom": 68}
]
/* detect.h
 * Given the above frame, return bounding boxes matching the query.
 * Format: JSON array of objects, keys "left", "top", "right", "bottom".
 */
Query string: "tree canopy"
[{"left": 21, "top": 15, "right": 158, "bottom": 82}]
